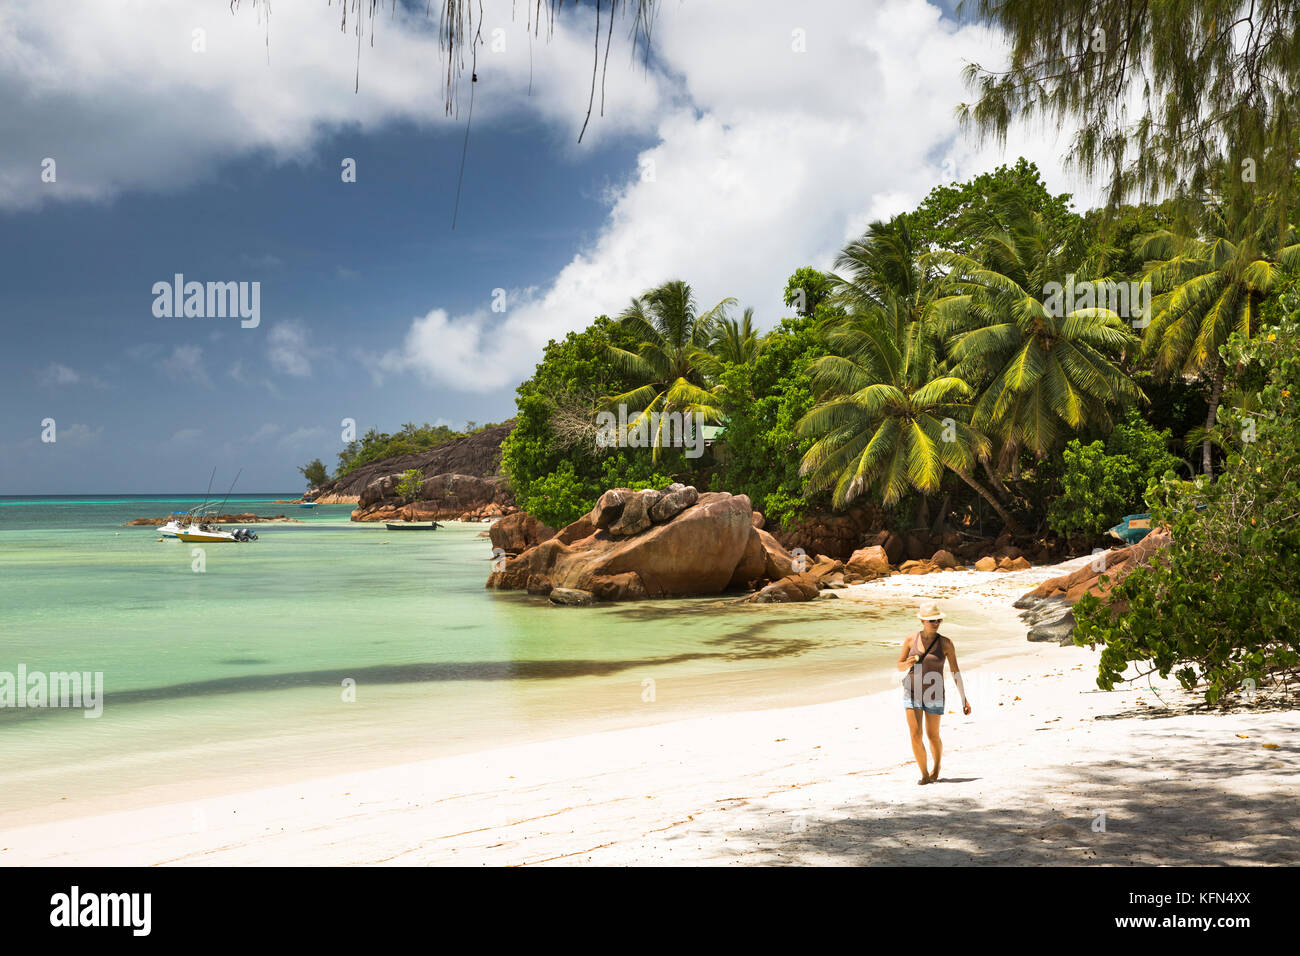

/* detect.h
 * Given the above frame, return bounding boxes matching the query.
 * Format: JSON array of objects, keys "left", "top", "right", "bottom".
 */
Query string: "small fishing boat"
[
  {"left": 175, "top": 520, "right": 258, "bottom": 543},
  {"left": 176, "top": 524, "right": 239, "bottom": 543},
  {"left": 170, "top": 469, "right": 257, "bottom": 542},
  {"left": 299, "top": 498, "right": 317, "bottom": 509},
  {"left": 157, "top": 512, "right": 191, "bottom": 538},
  {"left": 384, "top": 521, "right": 442, "bottom": 531},
  {"left": 1108, "top": 512, "right": 1152, "bottom": 544}
]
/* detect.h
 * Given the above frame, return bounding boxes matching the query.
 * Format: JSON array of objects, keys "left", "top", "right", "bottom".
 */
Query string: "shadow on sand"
[{"left": 692, "top": 736, "right": 1299, "bottom": 865}]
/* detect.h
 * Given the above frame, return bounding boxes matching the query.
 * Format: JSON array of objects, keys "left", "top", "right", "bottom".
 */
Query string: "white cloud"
[
  {"left": 367, "top": 0, "right": 1095, "bottom": 393},
  {"left": 37, "top": 362, "right": 108, "bottom": 388},
  {"left": 171, "top": 428, "right": 202, "bottom": 443},
  {"left": 0, "top": 0, "right": 668, "bottom": 210},
  {"left": 5, "top": 0, "right": 1098, "bottom": 399},
  {"left": 280, "top": 426, "right": 325, "bottom": 447},
  {"left": 267, "top": 322, "right": 312, "bottom": 377},
  {"left": 248, "top": 423, "right": 280, "bottom": 442},
  {"left": 240, "top": 253, "right": 284, "bottom": 270},
  {"left": 39, "top": 362, "right": 81, "bottom": 386},
  {"left": 125, "top": 343, "right": 164, "bottom": 362},
  {"left": 58, "top": 423, "right": 102, "bottom": 446},
  {"left": 161, "top": 344, "right": 212, "bottom": 388}
]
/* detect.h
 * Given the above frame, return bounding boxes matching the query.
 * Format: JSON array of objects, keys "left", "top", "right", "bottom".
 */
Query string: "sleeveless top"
[{"left": 904, "top": 629, "right": 947, "bottom": 700}]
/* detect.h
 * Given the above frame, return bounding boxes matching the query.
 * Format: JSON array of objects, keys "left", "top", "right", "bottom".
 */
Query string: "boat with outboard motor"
[
  {"left": 176, "top": 521, "right": 257, "bottom": 543},
  {"left": 168, "top": 469, "right": 258, "bottom": 542}
]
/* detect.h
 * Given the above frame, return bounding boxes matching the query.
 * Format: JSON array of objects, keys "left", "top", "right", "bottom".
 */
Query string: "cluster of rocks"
[
  {"left": 486, "top": 484, "right": 1049, "bottom": 607},
  {"left": 770, "top": 505, "right": 886, "bottom": 561},
  {"left": 125, "top": 513, "right": 300, "bottom": 525},
  {"left": 1014, "top": 529, "right": 1172, "bottom": 644},
  {"left": 351, "top": 473, "right": 517, "bottom": 523},
  {"left": 840, "top": 530, "right": 1032, "bottom": 578}
]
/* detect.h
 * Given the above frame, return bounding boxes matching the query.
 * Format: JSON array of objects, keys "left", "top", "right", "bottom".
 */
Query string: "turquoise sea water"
[{"left": 0, "top": 495, "right": 962, "bottom": 825}]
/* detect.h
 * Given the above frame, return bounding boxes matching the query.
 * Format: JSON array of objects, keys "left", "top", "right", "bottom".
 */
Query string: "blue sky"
[
  {"left": 2, "top": 118, "right": 648, "bottom": 492},
  {"left": 0, "top": 0, "right": 1082, "bottom": 494}
]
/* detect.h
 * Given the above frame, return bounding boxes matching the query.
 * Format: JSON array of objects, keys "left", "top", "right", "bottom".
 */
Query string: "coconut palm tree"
[
  {"left": 803, "top": 214, "right": 1021, "bottom": 529},
  {"left": 832, "top": 215, "right": 934, "bottom": 344},
  {"left": 1137, "top": 196, "right": 1300, "bottom": 474},
  {"left": 796, "top": 310, "right": 1020, "bottom": 530},
  {"left": 706, "top": 306, "right": 764, "bottom": 366},
  {"left": 604, "top": 279, "right": 735, "bottom": 459},
  {"left": 929, "top": 198, "right": 1143, "bottom": 464}
]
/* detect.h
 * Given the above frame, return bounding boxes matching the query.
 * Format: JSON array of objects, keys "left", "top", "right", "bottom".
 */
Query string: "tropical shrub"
[
  {"left": 713, "top": 314, "right": 826, "bottom": 526},
  {"left": 1074, "top": 313, "right": 1300, "bottom": 704},
  {"left": 1047, "top": 412, "right": 1182, "bottom": 540},
  {"left": 517, "top": 461, "right": 597, "bottom": 529},
  {"left": 503, "top": 314, "right": 702, "bottom": 526},
  {"left": 297, "top": 458, "right": 328, "bottom": 489},
  {"left": 396, "top": 468, "right": 424, "bottom": 500}
]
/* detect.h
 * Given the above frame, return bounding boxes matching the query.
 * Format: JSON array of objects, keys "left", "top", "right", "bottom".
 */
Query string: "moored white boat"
[
  {"left": 175, "top": 523, "right": 239, "bottom": 542},
  {"left": 157, "top": 512, "right": 190, "bottom": 538}
]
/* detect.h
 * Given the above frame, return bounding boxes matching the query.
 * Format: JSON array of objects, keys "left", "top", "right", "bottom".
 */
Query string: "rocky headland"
[
  {"left": 309, "top": 421, "right": 521, "bottom": 521},
  {"left": 485, "top": 483, "right": 1074, "bottom": 607}
]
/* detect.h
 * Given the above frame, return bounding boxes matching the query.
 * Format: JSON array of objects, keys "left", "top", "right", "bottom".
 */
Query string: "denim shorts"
[{"left": 903, "top": 687, "right": 945, "bottom": 716}]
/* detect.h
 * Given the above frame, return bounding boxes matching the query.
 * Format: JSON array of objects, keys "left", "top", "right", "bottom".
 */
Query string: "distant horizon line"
[{"left": 0, "top": 492, "right": 301, "bottom": 498}]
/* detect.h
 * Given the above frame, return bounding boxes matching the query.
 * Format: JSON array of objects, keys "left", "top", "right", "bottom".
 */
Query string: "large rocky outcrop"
[
  {"left": 310, "top": 422, "right": 515, "bottom": 505},
  {"left": 486, "top": 485, "right": 1060, "bottom": 605},
  {"left": 489, "top": 485, "right": 807, "bottom": 602},
  {"left": 1015, "top": 530, "right": 1173, "bottom": 644},
  {"left": 353, "top": 473, "right": 514, "bottom": 522}
]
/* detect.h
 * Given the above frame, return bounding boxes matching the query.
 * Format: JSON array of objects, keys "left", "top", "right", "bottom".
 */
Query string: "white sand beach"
[{"left": 2, "top": 556, "right": 1296, "bottom": 866}]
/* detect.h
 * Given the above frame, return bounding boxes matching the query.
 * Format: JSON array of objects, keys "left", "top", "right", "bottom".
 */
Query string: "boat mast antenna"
[
  {"left": 197, "top": 466, "right": 218, "bottom": 517},
  {"left": 214, "top": 468, "right": 243, "bottom": 517}
]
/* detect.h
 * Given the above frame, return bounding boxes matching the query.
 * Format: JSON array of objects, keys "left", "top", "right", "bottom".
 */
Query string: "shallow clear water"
[{"left": 0, "top": 495, "right": 938, "bottom": 823}]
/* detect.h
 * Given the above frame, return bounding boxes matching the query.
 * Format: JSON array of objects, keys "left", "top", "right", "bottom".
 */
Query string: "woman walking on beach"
[{"left": 898, "top": 602, "right": 971, "bottom": 784}]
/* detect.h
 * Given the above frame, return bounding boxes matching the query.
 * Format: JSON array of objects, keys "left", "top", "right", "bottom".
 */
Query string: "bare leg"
[
  {"left": 924, "top": 712, "right": 943, "bottom": 781},
  {"left": 906, "top": 708, "right": 928, "bottom": 783}
]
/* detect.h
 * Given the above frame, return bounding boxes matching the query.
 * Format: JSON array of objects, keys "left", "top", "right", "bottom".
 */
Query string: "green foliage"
[
  {"left": 1048, "top": 440, "right": 1133, "bottom": 540},
  {"left": 783, "top": 267, "right": 835, "bottom": 316},
  {"left": 1048, "top": 411, "right": 1183, "bottom": 540},
  {"left": 959, "top": 2, "right": 1300, "bottom": 215},
  {"left": 597, "top": 455, "right": 678, "bottom": 494},
  {"left": 335, "top": 421, "right": 466, "bottom": 478},
  {"left": 501, "top": 314, "right": 706, "bottom": 525},
  {"left": 1079, "top": 201, "right": 1178, "bottom": 279},
  {"left": 517, "top": 461, "right": 598, "bottom": 529},
  {"left": 297, "top": 458, "right": 328, "bottom": 490},
  {"left": 713, "top": 315, "right": 825, "bottom": 525},
  {"left": 605, "top": 279, "right": 733, "bottom": 460},
  {"left": 396, "top": 468, "right": 423, "bottom": 500},
  {"left": 1139, "top": 196, "right": 1300, "bottom": 383},
  {"left": 929, "top": 192, "right": 1142, "bottom": 459},
  {"left": 1074, "top": 310, "right": 1300, "bottom": 704},
  {"left": 905, "top": 158, "right": 1076, "bottom": 254},
  {"left": 501, "top": 316, "right": 641, "bottom": 503},
  {"left": 517, "top": 456, "right": 679, "bottom": 529}
]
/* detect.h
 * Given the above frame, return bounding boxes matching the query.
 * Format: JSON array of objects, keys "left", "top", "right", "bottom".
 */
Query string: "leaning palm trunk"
[
  {"left": 957, "top": 471, "right": 1023, "bottom": 535},
  {"left": 1203, "top": 359, "right": 1226, "bottom": 476}
]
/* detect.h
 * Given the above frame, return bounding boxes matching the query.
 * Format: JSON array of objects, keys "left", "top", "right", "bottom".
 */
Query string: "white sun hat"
[{"left": 917, "top": 601, "right": 944, "bottom": 621}]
